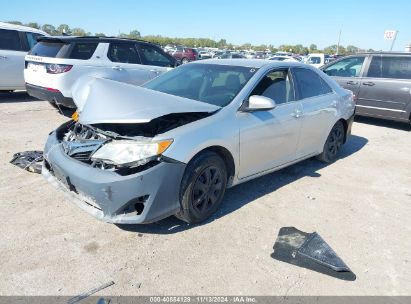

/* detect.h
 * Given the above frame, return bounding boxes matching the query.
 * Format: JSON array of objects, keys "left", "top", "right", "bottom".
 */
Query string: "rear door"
[
  {"left": 356, "top": 54, "right": 411, "bottom": 121},
  {"left": 292, "top": 67, "right": 337, "bottom": 158},
  {"left": 105, "top": 42, "right": 154, "bottom": 85},
  {"left": 136, "top": 43, "right": 174, "bottom": 80},
  {"left": 0, "top": 29, "right": 26, "bottom": 89},
  {"left": 322, "top": 55, "right": 367, "bottom": 98}
]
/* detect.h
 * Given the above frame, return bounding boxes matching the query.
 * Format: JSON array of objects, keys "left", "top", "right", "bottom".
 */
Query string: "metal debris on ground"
[
  {"left": 271, "top": 227, "right": 356, "bottom": 281},
  {"left": 10, "top": 150, "right": 43, "bottom": 174},
  {"left": 67, "top": 281, "right": 115, "bottom": 304}
]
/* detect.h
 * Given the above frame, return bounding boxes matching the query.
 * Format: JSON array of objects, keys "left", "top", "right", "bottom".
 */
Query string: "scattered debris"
[
  {"left": 67, "top": 281, "right": 115, "bottom": 304},
  {"left": 271, "top": 227, "right": 356, "bottom": 281},
  {"left": 10, "top": 150, "right": 43, "bottom": 174}
]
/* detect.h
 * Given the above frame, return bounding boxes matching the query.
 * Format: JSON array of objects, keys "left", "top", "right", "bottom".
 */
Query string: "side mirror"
[{"left": 243, "top": 95, "right": 276, "bottom": 112}]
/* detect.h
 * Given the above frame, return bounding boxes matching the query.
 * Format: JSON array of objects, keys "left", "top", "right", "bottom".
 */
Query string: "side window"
[
  {"left": 250, "top": 69, "right": 295, "bottom": 104},
  {"left": 0, "top": 29, "right": 23, "bottom": 51},
  {"left": 367, "top": 56, "right": 411, "bottom": 79},
  {"left": 293, "top": 68, "right": 332, "bottom": 99},
  {"left": 25, "top": 32, "right": 43, "bottom": 50},
  {"left": 68, "top": 42, "right": 98, "bottom": 60},
  {"left": 108, "top": 43, "right": 141, "bottom": 64},
  {"left": 138, "top": 44, "right": 173, "bottom": 67},
  {"left": 323, "top": 56, "right": 365, "bottom": 77}
]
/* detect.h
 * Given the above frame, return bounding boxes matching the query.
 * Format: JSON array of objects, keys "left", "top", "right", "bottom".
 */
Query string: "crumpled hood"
[{"left": 72, "top": 77, "right": 221, "bottom": 124}]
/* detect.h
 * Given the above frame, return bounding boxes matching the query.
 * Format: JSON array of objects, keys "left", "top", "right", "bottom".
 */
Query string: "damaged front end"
[
  {"left": 42, "top": 76, "right": 221, "bottom": 224},
  {"left": 41, "top": 118, "right": 196, "bottom": 224}
]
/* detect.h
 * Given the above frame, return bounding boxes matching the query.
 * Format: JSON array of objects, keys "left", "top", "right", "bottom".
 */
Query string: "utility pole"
[
  {"left": 336, "top": 27, "right": 342, "bottom": 55},
  {"left": 390, "top": 31, "right": 398, "bottom": 51}
]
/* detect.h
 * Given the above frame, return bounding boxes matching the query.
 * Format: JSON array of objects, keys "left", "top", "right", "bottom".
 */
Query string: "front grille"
[{"left": 70, "top": 151, "right": 93, "bottom": 162}]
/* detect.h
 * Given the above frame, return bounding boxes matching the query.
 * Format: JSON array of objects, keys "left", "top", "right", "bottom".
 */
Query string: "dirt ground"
[{"left": 0, "top": 92, "right": 410, "bottom": 296}]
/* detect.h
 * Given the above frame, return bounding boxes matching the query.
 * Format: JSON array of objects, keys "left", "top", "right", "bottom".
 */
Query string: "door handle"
[
  {"left": 0, "top": 55, "right": 7, "bottom": 60},
  {"left": 112, "top": 66, "right": 122, "bottom": 71},
  {"left": 346, "top": 80, "right": 358, "bottom": 85},
  {"left": 150, "top": 69, "right": 160, "bottom": 75},
  {"left": 331, "top": 100, "right": 338, "bottom": 108},
  {"left": 362, "top": 81, "right": 375, "bottom": 86}
]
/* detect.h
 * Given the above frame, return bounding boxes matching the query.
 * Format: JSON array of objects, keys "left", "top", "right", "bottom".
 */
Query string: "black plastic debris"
[
  {"left": 10, "top": 150, "right": 43, "bottom": 174},
  {"left": 271, "top": 227, "right": 356, "bottom": 281}
]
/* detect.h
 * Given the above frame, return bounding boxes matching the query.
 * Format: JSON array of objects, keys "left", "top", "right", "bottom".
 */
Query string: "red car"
[{"left": 170, "top": 46, "right": 198, "bottom": 64}]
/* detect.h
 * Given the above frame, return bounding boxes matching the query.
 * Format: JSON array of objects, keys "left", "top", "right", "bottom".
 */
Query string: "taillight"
[{"left": 46, "top": 64, "right": 73, "bottom": 74}]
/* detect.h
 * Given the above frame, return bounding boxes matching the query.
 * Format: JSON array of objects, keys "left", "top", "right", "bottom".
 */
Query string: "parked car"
[
  {"left": 42, "top": 59, "right": 354, "bottom": 224},
  {"left": 321, "top": 52, "right": 411, "bottom": 123},
  {"left": 24, "top": 36, "right": 177, "bottom": 109},
  {"left": 268, "top": 55, "right": 300, "bottom": 62},
  {"left": 254, "top": 51, "right": 266, "bottom": 59},
  {"left": 244, "top": 51, "right": 256, "bottom": 59},
  {"left": 0, "top": 22, "right": 48, "bottom": 91},
  {"left": 305, "top": 53, "right": 329, "bottom": 68},
  {"left": 170, "top": 46, "right": 198, "bottom": 64},
  {"left": 198, "top": 51, "right": 212, "bottom": 60},
  {"left": 217, "top": 52, "right": 245, "bottom": 59},
  {"left": 274, "top": 51, "right": 293, "bottom": 57}
]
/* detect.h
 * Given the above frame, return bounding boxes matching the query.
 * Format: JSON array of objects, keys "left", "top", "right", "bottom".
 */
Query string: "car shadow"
[
  {"left": 117, "top": 134, "right": 368, "bottom": 235},
  {"left": 355, "top": 116, "right": 411, "bottom": 131},
  {"left": 0, "top": 91, "right": 39, "bottom": 103}
]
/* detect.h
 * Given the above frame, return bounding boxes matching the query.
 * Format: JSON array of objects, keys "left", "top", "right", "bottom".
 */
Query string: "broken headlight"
[{"left": 90, "top": 139, "right": 173, "bottom": 166}]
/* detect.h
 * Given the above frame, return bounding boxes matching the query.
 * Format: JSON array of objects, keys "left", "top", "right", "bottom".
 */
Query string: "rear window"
[
  {"left": 29, "top": 41, "right": 70, "bottom": 57},
  {"left": 28, "top": 41, "right": 97, "bottom": 60},
  {"left": 367, "top": 55, "right": 411, "bottom": 80},
  {"left": 69, "top": 42, "right": 98, "bottom": 60},
  {"left": 0, "top": 29, "right": 23, "bottom": 51}
]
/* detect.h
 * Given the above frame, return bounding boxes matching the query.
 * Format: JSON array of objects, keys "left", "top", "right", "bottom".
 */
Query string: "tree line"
[{"left": 6, "top": 21, "right": 374, "bottom": 55}]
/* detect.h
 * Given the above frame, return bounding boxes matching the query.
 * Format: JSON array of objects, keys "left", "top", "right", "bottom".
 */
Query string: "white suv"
[
  {"left": 24, "top": 36, "right": 178, "bottom": 108},
  {"left": 0, "top": 22, "right": 48, "bottom": 91}
]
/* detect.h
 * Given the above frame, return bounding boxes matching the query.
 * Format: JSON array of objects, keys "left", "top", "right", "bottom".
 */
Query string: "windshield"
[{"left": 143, "top": 63, "right": 257, "bottom": 107}]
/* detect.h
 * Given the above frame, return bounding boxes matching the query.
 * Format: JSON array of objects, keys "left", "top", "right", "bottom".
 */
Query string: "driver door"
[{"left": 238, "top": 69, "right": 303, "bottom": 179}]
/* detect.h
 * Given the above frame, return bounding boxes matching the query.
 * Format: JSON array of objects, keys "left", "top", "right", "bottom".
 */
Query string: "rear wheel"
[
  {"left": 181, "top": 57, "right": 189, "bottom": 64},
  {"left": 316, "top": 121, "right": 345, "bottom": 163},
  {"left": 176, "top": 151, "right": 227, "bottom": 223}
]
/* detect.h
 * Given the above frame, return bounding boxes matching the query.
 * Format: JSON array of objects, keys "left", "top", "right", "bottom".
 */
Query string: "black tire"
[
  {"left": 176, "top": 151, "right": 227, "bottom": 223},
  {"left": 181, "top": 57, "right": 189, "bottom": 64},
  {"left": 316, "top": 121, "right": 345, "bottom": 163}
]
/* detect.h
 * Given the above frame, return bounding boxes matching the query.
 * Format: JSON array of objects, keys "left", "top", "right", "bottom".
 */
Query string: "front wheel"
[
  {"left": 316, "top": 121, "right": 345, "bottom": 163},
  {"left": 176, "top": 151, "right": 227, "bottom": 223},
  {"left": 181, "top": 57, "right": 189, "bottom": 64}
]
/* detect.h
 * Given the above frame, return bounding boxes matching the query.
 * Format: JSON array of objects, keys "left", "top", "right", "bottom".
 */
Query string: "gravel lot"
[{"left": 0, "top": 92, "right": 410, "bottom": 296}]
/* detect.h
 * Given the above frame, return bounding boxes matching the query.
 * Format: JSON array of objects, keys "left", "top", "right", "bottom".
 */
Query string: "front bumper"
[
  {"left": 26, "top": 83, "right": 76, "bottom": 108},
  {"left": 42, "top": 131, "right": 185, "bottom": 224}
]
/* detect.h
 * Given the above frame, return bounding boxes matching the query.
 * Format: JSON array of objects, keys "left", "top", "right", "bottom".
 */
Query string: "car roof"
[
  {"left": 191, "top": 59, "right": 307, "bottom": 69},
  {"left": 0, "top": 22, "right": 48, "bottom": 35},
  {"left": 353, "top": 51, "right": 411, "bottom": 56},
  {"left": 36, "top": 35, "right": 157, "bottom": 45}
]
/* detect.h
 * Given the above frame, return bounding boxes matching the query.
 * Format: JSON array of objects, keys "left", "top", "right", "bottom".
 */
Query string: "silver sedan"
[{"left": 42, "top": 59, "right": 355, "bottom": 224}]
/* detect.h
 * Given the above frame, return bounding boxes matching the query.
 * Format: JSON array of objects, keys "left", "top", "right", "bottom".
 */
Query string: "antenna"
[{"left": 390, "top": 31, "right": 399, "bottom": 51}]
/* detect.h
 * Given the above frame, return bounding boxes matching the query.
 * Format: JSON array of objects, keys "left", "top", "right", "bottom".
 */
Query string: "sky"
[{"left": 1, "top": 0, "right": 410, "bottom": 51}]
